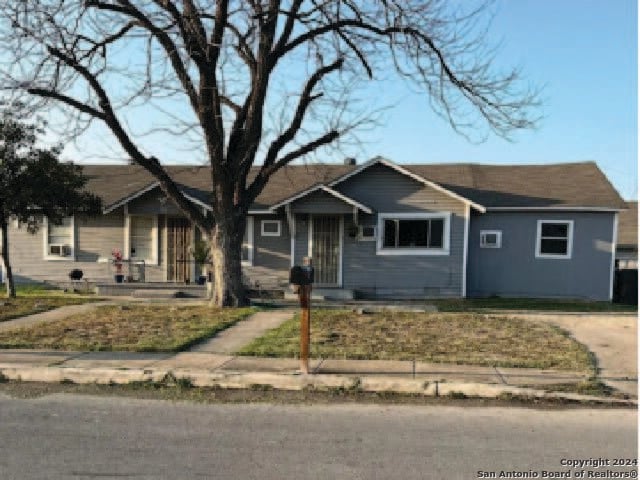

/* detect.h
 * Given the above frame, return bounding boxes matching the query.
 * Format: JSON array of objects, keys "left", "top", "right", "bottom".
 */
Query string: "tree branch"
[
  {"left": 247, "top": 129, "right": 339, "bottom": 203},
  {"left": 26, "top": 88, "right": 105, "bottom": 120},
  {"left": 262, "top": 57, "right": 343, "bottom": 168},
  {"left": 85, "top": 0, "right": 202, "bottom": 120}
]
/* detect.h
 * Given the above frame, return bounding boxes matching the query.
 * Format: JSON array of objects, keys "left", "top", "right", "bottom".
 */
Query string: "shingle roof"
[
  {"left": 80, "top": 160, "right": 625, "bottom": 211},
  {"left": 617, "top": 201, "right": 638, "bottom": 247},
  {"left": 405, "top": 162, "right": 626, "bottom": 209},
  {"left": 82, "top": 164, "right": 354, "bottom": 210}
]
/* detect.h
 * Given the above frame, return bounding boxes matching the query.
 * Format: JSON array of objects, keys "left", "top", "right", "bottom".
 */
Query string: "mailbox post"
[{"left": 289, "top": 257, "right": 314, "bottom": 374}]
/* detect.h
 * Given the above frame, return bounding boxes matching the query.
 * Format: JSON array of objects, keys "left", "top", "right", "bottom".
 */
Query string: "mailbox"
[{"left": 289, "top": 265, "right": 314, "bottom": 286}]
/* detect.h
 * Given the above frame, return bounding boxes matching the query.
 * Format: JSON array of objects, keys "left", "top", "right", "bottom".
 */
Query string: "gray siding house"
[{"left": 0, "top": 157, "right": 626, "bottom": 300}]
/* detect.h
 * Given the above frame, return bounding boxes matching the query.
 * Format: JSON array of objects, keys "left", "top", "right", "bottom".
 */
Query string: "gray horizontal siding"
[
  {"left": 335, "top": 163, "right": 466, "bottom": 214},
  {"left": 335, "top": 163, "right": 467, "bottom": 297},
  {"left": 252, "top": 215, "right": 291, "bottom": 271},
  {"left": 467, "top": 211, "right": 615, "bottom": 300},
  {"left": 291, "top": 190, "right": 356, "bottom": 214},
  {"left": 129, "top": 188, "right": 183, "bottom": 215},
  {"left": 293, "top": 214, "right": 309, "bottom": 266},
  {"left": 4, "top": 211, "right": 165, "bottom": 284},
  {"left": 342, "top": 214, "right": 465, "bottom": 298}
]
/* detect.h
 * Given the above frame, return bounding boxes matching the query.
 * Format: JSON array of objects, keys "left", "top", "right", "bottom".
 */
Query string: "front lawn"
[
  {"left": 0, "top": 305, "right": 255, "bottom": 352},
  {"left": 432, "top": 298, "right": 636, "bottom": 312},
  {"left": 0, "top": 296, "right": 101, "bottom": 323},
  {"left": 239, "top": 310, "right": 594, "bottom": 372}
]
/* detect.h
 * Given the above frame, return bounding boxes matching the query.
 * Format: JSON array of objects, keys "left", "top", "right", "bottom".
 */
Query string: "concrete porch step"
[
  {"left": 96, "top": 283, "right": 207, "bottom": 298},
  {"left": 131, "top": 289, "right": 194, "bottom": 299}
]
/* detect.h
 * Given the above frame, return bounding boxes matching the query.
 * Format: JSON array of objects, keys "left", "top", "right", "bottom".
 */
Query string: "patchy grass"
[
  {"left": 0, "top": 305, "right": 255, "bottom": 352},
  {"left": 539, "top": 379, "right": 625, "bottom": 398},
  {"left": 431, "top": 297, "right": 636, "bottom": 312},
  {"left": 0, "top": 296, "right": 101, "bottom": 323},
  {"left": 239, "top": 310, "right": 594, "bottom": 372},
  {"left": 0, "top": 283, "right": 101, "bottom": 322}
]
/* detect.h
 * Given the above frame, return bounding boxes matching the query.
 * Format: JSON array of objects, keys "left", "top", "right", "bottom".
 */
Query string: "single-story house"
[
  {"left": 0, "top": 157, "right": 627, "bottom": 300},
  {"left": 616, "top": 201, "right": 638, "bottom": 270}
]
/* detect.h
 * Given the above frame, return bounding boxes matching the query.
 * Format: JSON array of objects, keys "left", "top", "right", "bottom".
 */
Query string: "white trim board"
[
  {"left": 487, "top": 206, "right": 625, "bottom": 212},
  {"left": 609, "top": 213, "right": 619, "bottom": 301},
  {"left": 242, "top": 216, "right": 254, "bottom": 266},
  {"left": 462, "top": 205, "right": 470, "bottom": 297}
]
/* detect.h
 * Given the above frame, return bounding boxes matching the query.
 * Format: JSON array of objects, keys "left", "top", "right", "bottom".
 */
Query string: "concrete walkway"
[
  {"left": 190, "top": 309, "right": 295, "bottom": 353},
  {"left": 510, "top": 312, "right": 637, "bottom": 397},
  {"left": 0, "top": 301, "right": 117, "bottom": 332}
]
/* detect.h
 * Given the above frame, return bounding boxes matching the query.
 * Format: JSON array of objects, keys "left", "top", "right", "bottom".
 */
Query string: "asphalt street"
[{"left": 0, "top": 393, "right": 636, "bottom": 480}]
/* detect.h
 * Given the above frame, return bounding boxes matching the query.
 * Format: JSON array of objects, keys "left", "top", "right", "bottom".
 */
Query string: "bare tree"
[{"left": 0, "top": 0, "right": 539, "bottom": 306}]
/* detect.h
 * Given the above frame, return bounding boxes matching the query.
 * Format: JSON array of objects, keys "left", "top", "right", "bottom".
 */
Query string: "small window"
[
  {"left": 45, "top": 216, "right": 74, "bottom": 260},
  {"left": 261, "top": 220, "right": 281, "bottom": 237},
  {"left": 536, "top": 220, "right": 573, "bottom": 259},
  {"left": 358, "top": 225, "right": 376, "bottom": 241},
  {"left": 480, "top": 230, "right": 502, "bottom": 248}
]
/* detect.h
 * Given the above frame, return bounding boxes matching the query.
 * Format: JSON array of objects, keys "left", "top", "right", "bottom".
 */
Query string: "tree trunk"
[
  {"left": 0, "top": 219, "right": 16, "bottom": 298},
  {"left": 209, "top": 216, "right": 248, "bottom": 307}
]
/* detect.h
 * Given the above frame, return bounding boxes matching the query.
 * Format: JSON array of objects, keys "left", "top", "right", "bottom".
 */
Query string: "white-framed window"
[
  {"left": 261, "top": 219, "right": 281, "bottom": 237},
  {"left": 357, "top": 225, "right": 376, "bottom": 241},
  {"left": 126, "top": 215, "right": 158, "bottom": 264},
  {"left": 44, "top": 216, "right": 75, "bottom": 261},
  {"left": 242, "top": 216, "right": 254, "bottom": 266},
  {"left": 377, "top": 212, "right": 450, "bottom": 256},
  {"left": 536, "top": 220, "right": 574, "bottom": 259},
  {"left": 480, "top": 230, "right": 502, "bottom": 248}
]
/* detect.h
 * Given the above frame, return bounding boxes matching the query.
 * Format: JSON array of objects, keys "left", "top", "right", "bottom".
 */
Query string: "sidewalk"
[{"left": 0, "top": 306, "right": 636, "bottom": 405}]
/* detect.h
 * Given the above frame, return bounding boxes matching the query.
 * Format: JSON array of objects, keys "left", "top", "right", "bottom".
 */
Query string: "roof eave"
[{"left": 485, "top": 206, "right": 626, "bottom": 212}]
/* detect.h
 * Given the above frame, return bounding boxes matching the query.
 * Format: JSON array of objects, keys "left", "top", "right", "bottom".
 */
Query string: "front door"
[
  {"left": 310, "top": 215, "right": 341, "bottom": 286},
  {"left": 167, "top": 218, "right": 191, "bottom": 282}
]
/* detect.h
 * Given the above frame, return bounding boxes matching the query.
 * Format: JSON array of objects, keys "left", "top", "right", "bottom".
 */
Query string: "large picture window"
[
  {"left": 377, "top": 213, "right": 450, "bottom": 255},
  {"left": 536, "top": 220, "right": 573, "bottom": 259}
]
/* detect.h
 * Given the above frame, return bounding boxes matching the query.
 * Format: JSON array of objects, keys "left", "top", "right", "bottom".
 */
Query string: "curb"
[{"left": 1, "top": 365, "right": 636, "bottom": 407}]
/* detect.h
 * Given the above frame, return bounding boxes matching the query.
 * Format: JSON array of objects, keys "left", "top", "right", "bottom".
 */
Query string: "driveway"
[{"left": 513, "top": 312, "right": 637, "bottom": 396}]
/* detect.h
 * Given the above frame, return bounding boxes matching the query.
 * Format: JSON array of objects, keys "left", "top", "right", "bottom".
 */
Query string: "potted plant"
[
  {"left": 112, "top": 248, "right": 125, "bottom": 283},
  {"left": 189, "top": 239, "right": 211, "bottom": 285}
]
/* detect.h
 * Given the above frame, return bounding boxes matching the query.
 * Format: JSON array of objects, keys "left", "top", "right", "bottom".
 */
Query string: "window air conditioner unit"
[{"left": 49, "top": 244, "right": 72, "bottom": 257}]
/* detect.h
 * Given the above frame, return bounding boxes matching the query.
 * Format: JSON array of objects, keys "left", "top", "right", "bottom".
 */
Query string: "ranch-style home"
[{"left": 0, "top": 157, "right": 627, "bottom": 301}]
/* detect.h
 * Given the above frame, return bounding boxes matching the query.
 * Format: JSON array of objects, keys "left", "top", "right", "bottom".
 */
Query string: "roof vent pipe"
[{"left": 344, "top": 157, "right": 356, "bottom": 166}]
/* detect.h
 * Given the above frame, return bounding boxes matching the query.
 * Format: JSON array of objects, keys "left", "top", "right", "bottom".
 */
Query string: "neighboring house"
[
  {"left": 616, "top": 201, "right": 638, "bottom": 270},
  {"left": 0, "top": 157, "right": 626, "bottom": 300}
]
